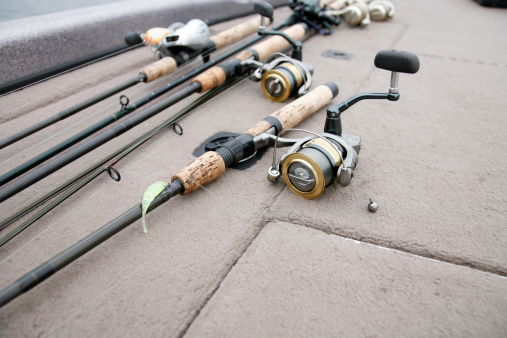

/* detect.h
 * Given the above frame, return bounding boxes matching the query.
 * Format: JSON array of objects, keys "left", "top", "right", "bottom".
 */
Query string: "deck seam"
[
  {"left": 269, "top": 218, "right": 507, "bottom": 278},
  {"left": 178, "top": 186, "right": 288, "bottom": 338}
]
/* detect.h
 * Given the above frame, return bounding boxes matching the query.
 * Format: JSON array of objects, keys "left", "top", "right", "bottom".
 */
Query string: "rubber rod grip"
[
  {"left": 210, "top": 17, "right": 260, "bottom": 49},
  {"left": 171, "top": 151, "right": 226, "bottom": 195},
  {"left": 235, "top": 24, "right": 307, "bottom": 62},
  {"left": 140, "top": 57, "right": 178, "bottom": 83},
  {"left": 246, "top": 83, "right": 337, "bottom": 136}
]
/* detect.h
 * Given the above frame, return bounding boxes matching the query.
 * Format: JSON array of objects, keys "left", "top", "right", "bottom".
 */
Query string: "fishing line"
[
  {"left": 44, "top": 164, "right": 286, "bottom": 335},
  {"left": 0, "top": 176, "right": 117, "bottom": 267},
  {"left": 0, "top": 75, "right": 249, "bottom": 248},
  {"left": 140, "top": 78, "right": 250, "bottom": 160},
  {"left": 0, "top": 45, "right": 146, "bottom": 118},
  {"left": 0, "top": 62, "right": 192, "bottom": 168},
  {"left": 0, "top": 75, "right": 249, "bottom": 238}
]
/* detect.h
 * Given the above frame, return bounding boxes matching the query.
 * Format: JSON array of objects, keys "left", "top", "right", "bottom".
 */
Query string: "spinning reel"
[
  {"left": 266, "top": 49, "right": 420, "bottom": 199},
  {"left": 249, "top": 53, "right": 314, "bottom": 102},
  {"left": 125, "top": 19, "right": 211, "bottom": 58},
  {"left": 248, "top": 1, "right": 314, "bottom": 102}
]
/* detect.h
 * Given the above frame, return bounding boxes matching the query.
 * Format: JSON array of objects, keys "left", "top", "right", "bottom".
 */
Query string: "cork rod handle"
[
  {"left": 246, "top": 84, "right": 337, "bottom": 137},
  {"left": 210, "top": 17, "right": 261, "bottom": 49},
  {"left": 193, "top": 24, "right": 307, "bottom": 93},
  {"left": 171, "top": 151, "right": 226, "bottom": 195},
  {"left": 140, "top": 57, "right": 178, "bottom": 83}
]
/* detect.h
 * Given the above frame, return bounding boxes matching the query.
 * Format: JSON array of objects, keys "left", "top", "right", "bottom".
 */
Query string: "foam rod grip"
[
  {"left": 210, "top": 17, "right": 260, "bottom": 49},
  {"left": 172, "top": 151, "right": 226, "bottom": 195},
  {"left": 235, "top": 23, "right": 307, "bottom": 62},
  {"left": 140, "top": 57, "right": 178, "bottom": 83},
  {"left": 246, "top": 82, "right": 338, "bottom": 137}
]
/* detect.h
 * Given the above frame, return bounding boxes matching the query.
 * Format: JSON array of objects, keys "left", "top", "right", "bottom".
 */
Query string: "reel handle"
[
  {"left": 254, "top": 1, "right": 274, "bottom": 20},
  {"left": 374, "top": 50, "right": 420, "bottom": 74},
  {"left": 237, "top": 23, "right": 306, "bottom": 61},
  {"left": 193, "top": 24, "right": 307, "bottom": 93}
]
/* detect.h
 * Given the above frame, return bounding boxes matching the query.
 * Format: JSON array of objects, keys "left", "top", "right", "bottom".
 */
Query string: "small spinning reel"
[
  {"left": 267, "top": 49, "right": 420, "bottom": 199},
  {"left": 249, "top": 1, "right": 314, "bottom": 102},
  {"left": 249, "top": 53, "right": 314, "bottom": 102}
]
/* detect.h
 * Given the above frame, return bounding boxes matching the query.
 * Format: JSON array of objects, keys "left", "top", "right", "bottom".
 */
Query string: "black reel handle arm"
[
  {"left": 325, "top": 49, "right": 420, "bottom": 136},
  {"left": 255, "top": 0, "right": 304, "bottom": 60},
  {"left": 325, "top": 92, "right": 399, "bottom": 136}
]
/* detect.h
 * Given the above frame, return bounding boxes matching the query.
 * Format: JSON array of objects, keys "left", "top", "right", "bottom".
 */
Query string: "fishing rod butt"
[{"left": 324, "top": 81, "right": 339, "bottom": 98}]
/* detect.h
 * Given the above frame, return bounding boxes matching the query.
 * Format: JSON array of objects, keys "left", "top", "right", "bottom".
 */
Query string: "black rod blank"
[
  {"left": 0, "top": 20, "right": 291, "bottom": 197},
  {"left": 0, "top": 74, "right": 145, "bottom": 149},
  {"left": 0, "top": 82, "right": 201, "bottom": 203},
  {"left": 0, "top": 180, "right": 183, "bottom": 308}
]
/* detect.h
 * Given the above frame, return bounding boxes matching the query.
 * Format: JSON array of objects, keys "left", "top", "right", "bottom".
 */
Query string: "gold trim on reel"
[
  {"left": 261, "top": 62, "right": 304, "bottom": 102},
  {"left": 268, "top": 129, "right": 360, "bottom": 200},
  {"left": 251, "top": 53, "right": 313, "bottom": 102}
]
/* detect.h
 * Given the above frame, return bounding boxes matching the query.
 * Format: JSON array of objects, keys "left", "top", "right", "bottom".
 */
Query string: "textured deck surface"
[{"left": 0, "top": 0, "right": 506, "bottom": 336}]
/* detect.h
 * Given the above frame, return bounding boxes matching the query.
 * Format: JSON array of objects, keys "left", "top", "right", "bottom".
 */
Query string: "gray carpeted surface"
[{"left": 0, "top": 0, "right": 506, "bottom": 336}]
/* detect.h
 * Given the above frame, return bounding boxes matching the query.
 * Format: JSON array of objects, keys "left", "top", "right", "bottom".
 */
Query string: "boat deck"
[{"left": 0, "top": 0, "right": 506, "bottom": 336}]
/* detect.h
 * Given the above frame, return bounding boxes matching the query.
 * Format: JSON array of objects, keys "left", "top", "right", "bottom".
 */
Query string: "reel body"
[
  {"left": 269, "top": 132, "right": 361, "bottom": 199},
  {"left": 140, "top": 19, "right": 210, "bottom": 58},
  {"left": 156, "top": 19, "right": 210, "bottom": 58}
]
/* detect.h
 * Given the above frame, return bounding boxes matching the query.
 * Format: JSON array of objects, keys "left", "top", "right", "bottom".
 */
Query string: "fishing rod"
[
  {"left": 0, "top": 75, "right": 248, "bottom": 247},
  {"left": 0, "top": 5, "right": 293, "bottom": 96},
  {"left": 0, "top": 11, "right": 297, "bottom": 187},
  {"left": 0, "top": 31, "right": 316, "bottom": 234},
  {"left": 0, "top": 0, "right": 335, "bottom": 187},
  {"left": 0, "top": 15, "right": 264, "bottom": 150},
  {"left": 0, "top": 81, "right": 339, "bottom": 308},
  {"left": 0, "top": 21, "right": 310, "bottom": 203},
  {"left": 0, "top": 24, "right": 322, "bottom": 244}
]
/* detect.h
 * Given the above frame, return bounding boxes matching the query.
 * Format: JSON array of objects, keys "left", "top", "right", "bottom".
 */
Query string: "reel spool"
[
  {"left": 325, "top": 0, "right": 370, "bottom": 27},
  {"left": 367, "top": 0, "right": 395, "bottom": 21},
  {"left": 268, "top": 130, "right": 360, "bottom": 199},
  {"left": 251, "top": 53, "right": 314, "bottom": 102}
]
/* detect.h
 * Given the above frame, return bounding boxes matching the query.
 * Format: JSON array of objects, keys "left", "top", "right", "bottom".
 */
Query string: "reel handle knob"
[
  {"left": 374, "top": 50, "right": 420, "bottom": 74},
  {"left": 254, "top": 1, "right": 274, "bottom": 19}
]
